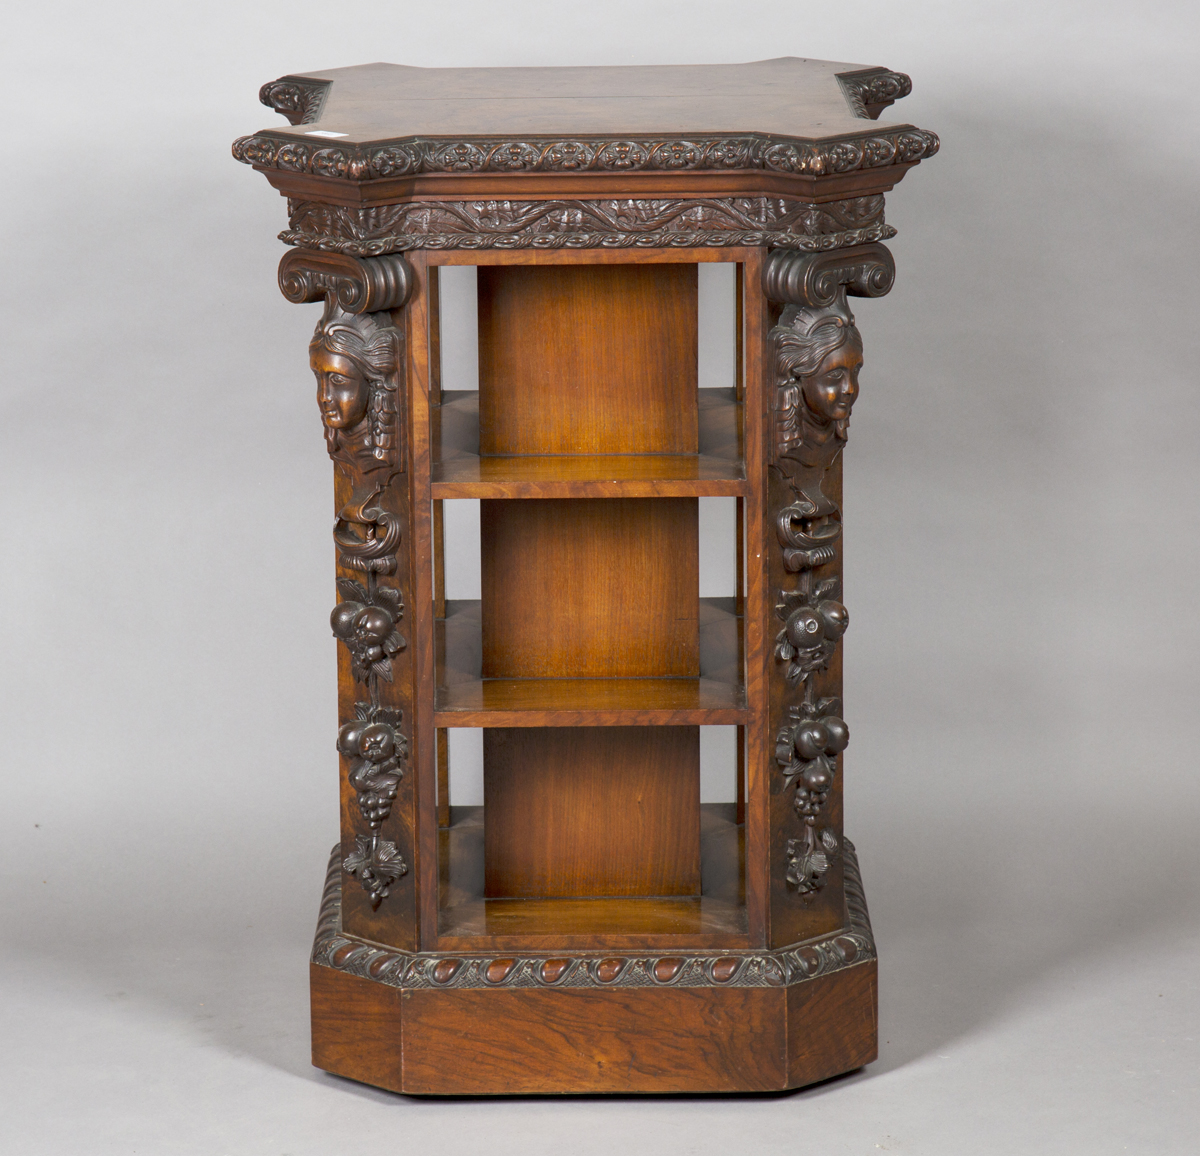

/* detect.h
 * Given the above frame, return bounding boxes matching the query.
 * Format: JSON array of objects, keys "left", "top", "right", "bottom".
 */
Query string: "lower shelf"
[
  {"left": 437, "top": 803, "right": 746, "bottom": 948},
  {"left": 310, "top": 838, "right": 878, "bottom": 1095}
]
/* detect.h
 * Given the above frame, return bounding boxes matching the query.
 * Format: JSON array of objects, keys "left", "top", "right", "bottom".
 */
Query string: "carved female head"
[
  {"left": 309, "top": 308, "right": 402, "bottom": 468},
  {"left": 775, "top": 303, "right": 863, "bottom": 433}
]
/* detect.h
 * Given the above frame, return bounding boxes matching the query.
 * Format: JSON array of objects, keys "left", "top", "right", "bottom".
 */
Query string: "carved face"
[
  {"left": 802, "top": 339, "right": 862, "bottom": 424},
  {"left": 312, "top": 348, "right": 369, "bottom": 429}
]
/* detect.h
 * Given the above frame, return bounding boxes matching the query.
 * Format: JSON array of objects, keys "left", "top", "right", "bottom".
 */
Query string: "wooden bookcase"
[{"left": 235, "top": 58, "right": 937, "bottom": 1094}]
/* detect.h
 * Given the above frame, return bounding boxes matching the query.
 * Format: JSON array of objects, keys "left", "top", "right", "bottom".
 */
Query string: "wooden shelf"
[
  {"left": 434, "top": 596, "right": 746, "bottom": 726},
  {"left": 431, "top": 388, "right": 745, "bottom": 498},
  {"left": 437, "top": 803, "right": 747, "bottom": 949}
]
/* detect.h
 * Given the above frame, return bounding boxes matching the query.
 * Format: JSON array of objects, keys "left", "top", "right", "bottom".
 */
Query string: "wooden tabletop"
[
  {"left": 234, "top": 58, "right": 938, "bottom": 198},
  {"left": 267, "top": 58, "right": 902, "bottom": 139}
]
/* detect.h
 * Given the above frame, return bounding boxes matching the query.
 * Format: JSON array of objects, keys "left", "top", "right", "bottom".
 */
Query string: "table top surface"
[{"left": 265, "top": 58, "right": 904, "bottom": 141}]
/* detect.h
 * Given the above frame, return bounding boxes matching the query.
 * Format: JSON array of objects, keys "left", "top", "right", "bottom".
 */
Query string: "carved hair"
[
  {"left": 311, "top": 308, "right": 403, "bottom": 464},
  {"left": 774, "top": 302, "right": 861, "bottom": 382}
]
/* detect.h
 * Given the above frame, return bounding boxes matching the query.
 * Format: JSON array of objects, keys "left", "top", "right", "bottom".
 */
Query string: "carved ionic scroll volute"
[{"left": 763, "top": 244, "right": 894, "bottom": 898}]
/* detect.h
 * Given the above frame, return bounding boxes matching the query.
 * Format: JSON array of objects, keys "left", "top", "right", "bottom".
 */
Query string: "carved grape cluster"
[
  {"left": 331, "top": 578, "right": 405, "bottom": 683},
  {"left": 776, "top": 699, "right": 848, "bottom": 823},
  {"left": 339, "top": 705, "right": 407, "bottom": 829},
  {"left": 775, "top": 578, "right": 848, "bottom": 684}
]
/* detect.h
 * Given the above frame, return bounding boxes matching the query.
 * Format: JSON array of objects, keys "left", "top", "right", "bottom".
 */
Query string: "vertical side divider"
[
  {"left": 741, "top": 250, "right": 770, "bottom": 946},
  {"left": 404, "top": 250, "right": 440, "bottom": 950}
]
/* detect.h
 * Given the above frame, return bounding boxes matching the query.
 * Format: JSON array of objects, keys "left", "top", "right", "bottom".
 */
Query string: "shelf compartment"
[
  {"left": 431, "top": 388, "right": 745, "bottom": 498},
  {"left": 434, "top": 597, "right": 746, "bottom": 726},
  {"left": 437, "top": 803, "right": 746, "bottom": 949}
]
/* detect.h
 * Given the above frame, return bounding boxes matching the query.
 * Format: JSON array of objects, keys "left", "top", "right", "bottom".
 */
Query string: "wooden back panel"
[
  {"left": 484, "top": 726, "right": 700, "bottom": 898},
  {"left": 478, "top": 263, "right": 698, "bottom": 455},
  {"left": 481, "top": 496, "right": 699, "bottom": 679}
]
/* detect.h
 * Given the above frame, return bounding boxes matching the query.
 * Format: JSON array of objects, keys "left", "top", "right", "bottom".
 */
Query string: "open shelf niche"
[{"left": 430, "top": 258, "right": 747, "bottom": 945}]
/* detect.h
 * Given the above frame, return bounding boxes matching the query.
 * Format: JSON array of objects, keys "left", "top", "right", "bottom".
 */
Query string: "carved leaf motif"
[{"left": 336, "top": 577, "right": 368, "bottom": 603}]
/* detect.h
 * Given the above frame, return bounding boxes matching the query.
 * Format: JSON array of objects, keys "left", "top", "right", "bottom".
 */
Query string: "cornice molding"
[
  {"left": 233, "top": 127, "right": 939, "bottom": 182},
  {"left": 311, "top": 839, "right": 876, "bottom": 990}
]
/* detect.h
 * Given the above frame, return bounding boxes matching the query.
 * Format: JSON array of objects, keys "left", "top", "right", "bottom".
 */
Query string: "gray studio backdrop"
[{"left": 2, "top": 3, "right": 1198, "bottom": 1153}]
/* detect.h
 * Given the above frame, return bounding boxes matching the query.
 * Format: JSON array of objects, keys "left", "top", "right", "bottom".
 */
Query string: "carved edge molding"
[
  {"left": 312, "top": 840, "right": 875, "bottom": 990},
  {"left": 233, "top": 127, "right": 939, "bottom": 181},
  {"left": 279, "top": 195, "right": 897, "bottom": 256}
]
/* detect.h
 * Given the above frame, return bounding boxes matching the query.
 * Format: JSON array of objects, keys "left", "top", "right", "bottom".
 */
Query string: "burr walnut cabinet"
[{"left": 233, "top": 57, "right": 937, "bottom": 1095}]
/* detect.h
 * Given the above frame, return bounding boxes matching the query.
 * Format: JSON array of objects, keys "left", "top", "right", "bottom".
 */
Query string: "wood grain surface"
[
  {"left": 481, "top": 496, "right": 699, "bottom": 679},
  {"left": 483, "top": 726, "right": 701, "bottom": 898},
  {"left": 478, "top": 263, "right": 697, "bottom": 456}
]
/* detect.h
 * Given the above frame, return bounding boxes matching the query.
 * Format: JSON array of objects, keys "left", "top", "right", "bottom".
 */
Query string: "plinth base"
[{"left": 309, "top": 842, "right": 877, "bottom": 1095}]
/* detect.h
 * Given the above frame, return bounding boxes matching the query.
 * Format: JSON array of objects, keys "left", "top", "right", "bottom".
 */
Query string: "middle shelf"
[
  {"left": 430, "top": 387, "right": 746, "bottom": 498},
  {"left": 434, "top": 596, "right": 747, "bottom": 726}
]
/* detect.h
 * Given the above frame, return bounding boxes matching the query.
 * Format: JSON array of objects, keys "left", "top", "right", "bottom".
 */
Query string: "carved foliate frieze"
[
  {"left": 763, "top": 244, "right": 893, "bottom": 899},
  {"left": 313, "top": 841, "right": 875, "bottom": 988},
  {"left": 279, "top": 196, "right": 896, "bottom": 255},
  {"left": 280, "top": 249, "right": 416, "bottom": 911},
  {"left": 233, "top": 127, "right": 939, "bottom": 181}
]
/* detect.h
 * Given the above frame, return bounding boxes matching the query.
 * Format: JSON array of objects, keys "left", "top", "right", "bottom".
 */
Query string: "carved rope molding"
[
  {"left": 312, "top": 841, "right": 876, "bottom": 990},
  {"left": 279, "top": 195, "right": 896, "bottom": 255},
  {"left": 282, "top": 248, "right": 416, "bottom": 909},
  {"left": 764, "top": 243, "right": 894, "bottom": 897},
  {"left": 232, "top": 127, "right": 939, "bottom": 181}
]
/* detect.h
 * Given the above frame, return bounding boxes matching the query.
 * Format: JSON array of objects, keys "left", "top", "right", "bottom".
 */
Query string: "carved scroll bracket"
[
  {"left": 762, "top": 243, "right": 895, "bottom": 310},
  {"left": 279, "top": 249, "right": 414, "bottom": 315}
]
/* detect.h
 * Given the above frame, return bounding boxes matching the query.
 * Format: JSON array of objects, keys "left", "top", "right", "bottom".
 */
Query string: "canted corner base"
[{"left": 310, "top": 844, "right": 877, "bottom": 1095}]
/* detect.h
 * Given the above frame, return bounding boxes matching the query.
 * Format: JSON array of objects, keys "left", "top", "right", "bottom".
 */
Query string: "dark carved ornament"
[
  {"left": 233, "top": 127, "right": 939, "bottom": 182},
  {"left": 837, "top": 68, "right": 913, "bottom": 119},
  {"left": 776, "top": 698, "right": 848, "bottom": 895},
  {"left": 313, "top": 841, "right": 875, "bottom": 989},
  {"left": 281, "top": 248, "right": 416, "bottom": 909},
  {"left": 342, "top": 835, "right": 407, "bottom": 910},
  {"left": 259, "top": 77, "right": 331, "bottom": 125},
  {"left": 775, "top": 578, "right": 848, "bottom": 685},
  {"left": 763, "top": 243, "right": 894, "bottom": 899},
  {"left": 332, "top": 578, "right": 406, "bottom": 685},
  {"left": 280, "top": 195, "right": 896, "bottom": 255}
]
